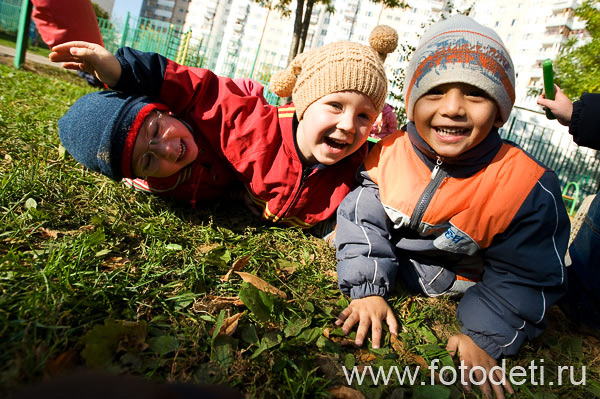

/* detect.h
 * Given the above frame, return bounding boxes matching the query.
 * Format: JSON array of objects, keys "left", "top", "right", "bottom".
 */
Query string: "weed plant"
[{"left": 0, "top": 59, "right": 599, "bottom": 399}]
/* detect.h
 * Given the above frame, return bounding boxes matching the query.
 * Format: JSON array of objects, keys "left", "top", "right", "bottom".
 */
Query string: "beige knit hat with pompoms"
[{"left": 269, "top": 25, "right": 398, "bottom": 120}]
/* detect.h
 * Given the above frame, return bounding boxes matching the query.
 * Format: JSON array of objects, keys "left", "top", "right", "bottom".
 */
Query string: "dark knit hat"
[
  {"left": 404, "top": 15, "right": 515, "bottom": 124},
  {"left": 58, "top": 91, "right": 162, "bottom": 181}
]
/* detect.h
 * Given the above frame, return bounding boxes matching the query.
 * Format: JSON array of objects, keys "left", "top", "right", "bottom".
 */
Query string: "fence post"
[
  {"left": 14, "top": 0, "right": 33, "bottom": 69},
  {"left": 119, "top": 12, "right": 130, "bottom": 48}
]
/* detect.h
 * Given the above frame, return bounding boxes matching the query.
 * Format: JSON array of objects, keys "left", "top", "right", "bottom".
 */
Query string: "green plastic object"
[{"left": 543, "top": 59, "right": 556, "bottom": 120}]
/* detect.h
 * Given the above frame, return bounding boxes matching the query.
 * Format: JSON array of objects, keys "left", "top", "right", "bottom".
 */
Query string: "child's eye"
[
  {"left": 359, "top": 113, "right": 373, "bottom": 122},
  {"left": 425, "top": 88, "right": 443, "bottom": 95},
  {"left": 467, "top": 89, "right": 487, "bottom": 98},
  {"left": 328, "top": 102, "right": 343, "bottom": 110}
]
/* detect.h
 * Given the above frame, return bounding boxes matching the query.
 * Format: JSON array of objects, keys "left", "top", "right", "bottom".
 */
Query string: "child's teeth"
[{"left": 438, "top": 128, "right": 466, "bottom": 135}]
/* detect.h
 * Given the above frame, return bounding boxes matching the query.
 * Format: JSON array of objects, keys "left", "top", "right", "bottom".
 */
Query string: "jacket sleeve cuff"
[
  {"left": 462, "top": 329, "right": 503, "bottom": 359},
  {"left": 349, "top": 283, "right": 388, "bottom": 300},
  {"left": 569, "top": 99, "right": 582, "bottom": 141}
]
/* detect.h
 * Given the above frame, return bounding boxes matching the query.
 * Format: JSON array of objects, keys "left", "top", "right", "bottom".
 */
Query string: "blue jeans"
[{"left": 561, "top": 194, "right": 600, "bottom": 330}]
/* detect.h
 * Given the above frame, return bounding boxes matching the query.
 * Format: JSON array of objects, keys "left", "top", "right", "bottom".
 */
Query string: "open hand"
[
  {"left": 49, "top": 41, "right": 121, "bottom": 87},
  {"left": 446, "top": 333, "right": 514, "bottom": 399},
  {"left": 336, "top": 296, "right": 398, "bottom": 348}
]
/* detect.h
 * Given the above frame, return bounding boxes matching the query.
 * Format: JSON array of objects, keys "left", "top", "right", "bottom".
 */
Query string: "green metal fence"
[
  {"left": 96, "top": 13, "right": 284, "bottom": 105},
  {"left": 0, "top": 0, "right": 20, "bottom": 34},
  {"left": 1, "top": 1, "right": 598, "bottom": 205},
  {"left": 500, "top": 117, "right": 600, "bottom": 200}
]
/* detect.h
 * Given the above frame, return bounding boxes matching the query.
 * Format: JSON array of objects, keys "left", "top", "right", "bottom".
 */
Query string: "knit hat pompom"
[
  {"left": 58, "top": 91, "right": 160, "bottom": 181},
  {"left": 269, "top": 25, "right": 398, "bottom": 119},
  {"left": 369, "top": 25, "right": 398, "bottom": 62},
  {"left": 270, "top": 56, "right": 303, "bottom": 98},
  {"left": 270, "top": 69, "right": 296, "bottom": 98},
  {"left": 404, "top": 15, "right": 515, "bottom": 124}
]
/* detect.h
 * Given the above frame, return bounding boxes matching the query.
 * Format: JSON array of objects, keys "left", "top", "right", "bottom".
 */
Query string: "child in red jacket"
[{"left": 51, "top": 26, "right": 398, "bottom": 228}]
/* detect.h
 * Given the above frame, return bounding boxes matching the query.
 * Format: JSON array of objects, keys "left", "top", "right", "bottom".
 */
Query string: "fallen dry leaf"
[
  {"left": 209, "top": 311, "right": 246, "bottom": 336},
  {"left": 38, "top": 227, "right": 59, "bottom": 240},
  {"left": 44, "top": 349, "right": 79, "bottom": 377},
  {"left": 235, "top": 271, "right": 287, "bottom": 299},
  {"left": 221, "top": 254, "right": 253, "bottom": 282},
  {"left": 356, "top": 349, "right": 377, "bottom": 363},
  {"left": 328, "top": 385, "right": 365, "bottom": 399},
  {"left": 100, "top": 256, "right": 131, "bottom": 270}
]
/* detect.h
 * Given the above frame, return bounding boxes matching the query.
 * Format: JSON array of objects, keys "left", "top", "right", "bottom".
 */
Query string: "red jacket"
[{"left": 117, "top": 47, "right": 367, "bottom": 228}]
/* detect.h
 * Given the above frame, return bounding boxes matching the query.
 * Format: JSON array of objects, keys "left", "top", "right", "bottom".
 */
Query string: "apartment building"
[
  {"left": 177, "top": 0, "right": 586, "bottom": 126},
  {"left": 140, "top": 0, "right": 190, "bottom": 25}
]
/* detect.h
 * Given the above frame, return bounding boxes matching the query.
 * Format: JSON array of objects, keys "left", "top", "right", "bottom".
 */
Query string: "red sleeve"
[{"left": 30, "top": 0, "right": 104, "bottom": 47}]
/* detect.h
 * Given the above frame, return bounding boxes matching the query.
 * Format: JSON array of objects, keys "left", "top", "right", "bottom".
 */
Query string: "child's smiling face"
[
  {"left": 413, "top": 82, "right": 503, "bottom": 158},
  {"left": 296, "top": 91, "right": 377, "bottom": 166},
  {"left": 131, "top": 110, "right": 198, "bottom": 178}
]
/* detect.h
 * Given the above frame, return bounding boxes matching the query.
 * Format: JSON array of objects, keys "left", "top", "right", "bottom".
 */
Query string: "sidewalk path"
[{"left": 0, "top": 43, "right": 58, "bottom": 68}]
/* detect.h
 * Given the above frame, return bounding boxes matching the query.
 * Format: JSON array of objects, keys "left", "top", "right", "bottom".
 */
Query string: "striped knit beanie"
[
  {"left": 270, "top": 25, "right": 398, "bottom": 119},
  {"left": 404, "top": 15, "right": 515, "bottom": 124}
]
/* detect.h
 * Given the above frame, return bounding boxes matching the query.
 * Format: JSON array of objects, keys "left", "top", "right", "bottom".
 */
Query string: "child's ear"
[{"left": 493, "top": 107, "right": 504, "bottom": 128}]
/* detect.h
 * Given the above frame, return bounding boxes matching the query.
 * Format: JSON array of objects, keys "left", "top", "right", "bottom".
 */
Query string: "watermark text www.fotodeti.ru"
[{"left": 342, "top": 359, "right": 586, "bottom": 387}]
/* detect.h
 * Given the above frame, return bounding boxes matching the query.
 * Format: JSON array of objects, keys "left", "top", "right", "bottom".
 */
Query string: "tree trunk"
[
  {"left": 297, "top": 0, "right": 314, "bottom": 54},
  {"left": 287, "top": 0, "right": 305, "bottom": 64}
]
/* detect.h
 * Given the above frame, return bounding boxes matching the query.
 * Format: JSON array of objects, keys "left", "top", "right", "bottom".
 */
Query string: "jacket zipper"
[
  {"left": 280, "top": 166, "right": 313, "bottom": 218},
  {"left": 409, "top": 156, "right": 446, "bottom": 230}
]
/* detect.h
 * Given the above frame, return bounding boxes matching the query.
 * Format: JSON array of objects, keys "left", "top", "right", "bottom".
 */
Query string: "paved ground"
[{"left": 0, "top": 43, "right": 58, "bottom": 67}]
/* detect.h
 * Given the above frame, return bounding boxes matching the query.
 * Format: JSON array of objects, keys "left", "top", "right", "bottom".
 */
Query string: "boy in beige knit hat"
[{"left": 50, "top": 25, "right": 397, "bottom": 228}]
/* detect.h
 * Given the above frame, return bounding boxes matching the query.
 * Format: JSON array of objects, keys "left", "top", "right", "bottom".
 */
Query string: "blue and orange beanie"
[
  {"left": 404, "top": 15, "right": 515, "bottom": 124},
  {"left": 58, "top": 91, "right": 165, "bottom": 181}
]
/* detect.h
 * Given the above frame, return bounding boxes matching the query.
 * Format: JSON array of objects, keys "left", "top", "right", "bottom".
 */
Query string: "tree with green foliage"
[
  {"left": 91, "top": 2, "right": 110, "bottom": 20},
  {"left": 254, "top": 0, "right": 408, "bottom": 64},
  {"left": 555, "top": 0, "right": 600, "bottom": 99}
]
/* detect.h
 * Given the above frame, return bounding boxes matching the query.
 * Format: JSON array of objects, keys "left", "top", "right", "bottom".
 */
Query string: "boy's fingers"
[
  {"left": 370, "top": 318, "right": 383, "bottom": 349},
  {"left": 386, "top": 311, "right": 398, "bottom": 335},
  {"left": 491, "top": 379, "right": 506, "bottom": 399},
  {"left": 341, "top": 311, "right": 359, "bottom": 335},
  {"left": 355, "top": 317, "right": 370, "bottom": 346},
  {"left": 445, "top": 336, "right": 458, "bottom": 357},
  {"left": 336, "top": 306, "right": 352, "bottom": 323}
]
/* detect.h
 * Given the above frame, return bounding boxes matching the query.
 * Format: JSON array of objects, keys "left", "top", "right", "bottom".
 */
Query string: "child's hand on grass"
[
  {"left": 446, "top": 333, "right": 515, "bottom": 399},
  {"left": 335, "top": 296, "right": 398, "bottom": 349},
  {"left": 49, "top": 41, "right": 122, "bottom": 87},
  {"left": 536, "top": 84, "right": 573, "bottom": 127}
]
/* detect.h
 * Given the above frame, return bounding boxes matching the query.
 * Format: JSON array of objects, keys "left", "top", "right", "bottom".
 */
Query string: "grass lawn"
[
  {"left": 0, "top": 56, "right": 599, "bottom": 399},
  {"left": 0, "top": 31, "right": 51, "bottom": 58}
]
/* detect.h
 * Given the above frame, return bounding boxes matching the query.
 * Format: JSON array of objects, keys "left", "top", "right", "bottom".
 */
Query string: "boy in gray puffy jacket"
[{"left": 335, "top": 15, "right": 569, "bottom": 398}]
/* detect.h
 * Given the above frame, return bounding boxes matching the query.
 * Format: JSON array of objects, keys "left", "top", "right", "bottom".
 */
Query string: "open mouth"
[
  {"left": 325, "top": 137, "right": 349, "bottom": 150},
  {"left": 435, "top": 127, "right": 469, "bottom": 136},
  {"left": 176, "top": 139, "right": 187, "bottom": 162}
]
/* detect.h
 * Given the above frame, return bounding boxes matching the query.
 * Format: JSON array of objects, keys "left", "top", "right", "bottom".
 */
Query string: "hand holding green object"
[{"left": 543, "top": 59, "right": 556, "bottom": 120}]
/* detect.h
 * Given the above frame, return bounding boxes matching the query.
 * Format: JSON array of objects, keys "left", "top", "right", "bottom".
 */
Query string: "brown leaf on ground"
[
  {"left": 323, "top": 328, "right": 355, "bottom": 346},
  {"left": 44, "top": 349, "right": 79, "bottom": 377},
  {"left": 328, "top": 385, "right": 365, "bottom": 399},
  {"left": 100, "top": 256, "right": 130, "bottom": 270},
  {"left": 356, "top": 349, "right": 377, "bottom": 363},
  {"left": 38, "top": 227, "right": 59, "bottom": 240},
  {"left": 209, "top": 311, "right": 246, "bottom": 336},
  {"left": 235, "top": 271, "right": 287, "bottom": 299},
  {"left": 193, "top": 295, "right": 245, "bottom": 313},
  {"left": 316, "top": 354, "right": 343, "bottom": 380},
  {"left": 221, "top": 254, "right": 253, "bottom": 282}
]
